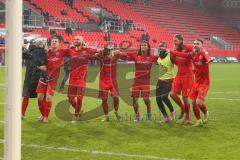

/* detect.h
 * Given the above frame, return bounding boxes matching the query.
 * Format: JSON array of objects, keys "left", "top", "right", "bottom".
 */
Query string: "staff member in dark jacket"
[{"left": 21, "top": 40, "right": 45, "bottom": 119}]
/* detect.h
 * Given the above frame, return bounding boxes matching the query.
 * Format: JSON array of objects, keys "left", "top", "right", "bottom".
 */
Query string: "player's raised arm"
[
  {"left": 112, "top": 50, "right": 127, "bottom": 60},
  {"left": 125, "top": 52, "right": 137, "bottom": 61},
  {"left": 203, "top": 51, "right": 214, "bottom": 63},
  {"left": 170, "top": 50, "right": 192, "bottom": 59},
  {"left": 90, "top": 51, "right": 102, "bottom": 60},
  {"left": 62, "top": 48, "right": 73, "bottom": 57}
]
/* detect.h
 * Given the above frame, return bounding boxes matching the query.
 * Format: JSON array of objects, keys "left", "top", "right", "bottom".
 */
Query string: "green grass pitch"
[{"left": 0, "top": 63, "right": 240, "bottom": 160}]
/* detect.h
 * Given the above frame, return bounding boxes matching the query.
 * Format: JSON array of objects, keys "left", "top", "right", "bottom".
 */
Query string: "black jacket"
[{"left": 22, "top": 45, "right": 43, "bottom": 98}]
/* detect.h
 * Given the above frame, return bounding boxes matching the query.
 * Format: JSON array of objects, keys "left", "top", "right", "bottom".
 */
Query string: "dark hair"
[
  {"left": 50, "top": 35, "right": 61, "bottom": 42},
  {"left": 138, "top": 41, "right": 151, "bottom": 57},
  {"left": 159, "top": 41, "right": 167, "bottom": 47},
  {"left": 174, "top": 34, "right": 184, "bottom": 51},
  {"left": 195, "top": 38, "right": 204, "bottom": 44}
]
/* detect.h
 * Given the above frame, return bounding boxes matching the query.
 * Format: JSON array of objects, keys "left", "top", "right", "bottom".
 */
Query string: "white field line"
[
  {"left": 209, "top": 91, "right": 240, "bottom": 94},
  {"left": 208, "top": 97, "right": 240, "bottom": 101},
  {"left": 0, "top": 139, "right": 184, "bottom": 160}
]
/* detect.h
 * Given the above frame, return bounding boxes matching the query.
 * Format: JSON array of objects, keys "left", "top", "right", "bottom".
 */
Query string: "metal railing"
[
  {"left": 210, "top": 35, "right": 233, "bottom": 50},
  {"left": 47, "top": 16, "right": 74, "bottom": 29},
  {"left": 100, "top": 19, "right": 147, "bottom": 33},
  {"left": 23, "top": 15, "right": 44, "bottom": 28},
  {"left": 22, "top": 14, "right": 76, "bottom": 29},
  {"left": 100, "top": 20, "right": 124, "bottom": 32}
]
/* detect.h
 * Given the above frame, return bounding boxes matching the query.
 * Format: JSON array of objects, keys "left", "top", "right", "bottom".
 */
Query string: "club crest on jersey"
[{"left": 195, "top": 61, "right": 202, "bottom": 65}]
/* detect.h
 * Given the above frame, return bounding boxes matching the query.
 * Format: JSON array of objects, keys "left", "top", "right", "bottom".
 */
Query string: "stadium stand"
[{"left": 0, "top": 0, "right": 239, "bottom": 57}]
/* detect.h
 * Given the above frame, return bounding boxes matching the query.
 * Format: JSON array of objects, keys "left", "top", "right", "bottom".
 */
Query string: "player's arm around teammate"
[
  {"left": 190, "top": 39, "right": 212, "bottom": 126},
  {"left": 171, "top": 39, "right": 212, "bottom": 126},
  {"left": 67, "top": 36, "right": 102, "bottom": 123},
  {"left": 155, "top": 42, "right": 176, "bottom": 123},
  {"left": 169, "top": 34, "right": 194, "bottom": 125},
  {"left": 92, "top": 48, "right": 123, "bottom": 121},
  {"left": 36, "top": 36, "right": 72, "bottom": 123},
  {"left": 126, "top": 41, "right": 156, "bottom": 122}
]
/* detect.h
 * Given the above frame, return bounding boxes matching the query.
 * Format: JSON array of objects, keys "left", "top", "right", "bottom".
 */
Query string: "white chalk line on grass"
[
  {"left": 209, "top": 91, "right": 240, "bottom": 94},
  {"left": 0, "top": 139, "right": 184, "bottom": 160},
  {"left": 208, "top": 97, "right": 240, "bottom": 101}
]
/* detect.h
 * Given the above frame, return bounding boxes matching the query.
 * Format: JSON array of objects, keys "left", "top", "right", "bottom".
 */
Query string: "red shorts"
[
  {"left": 99, "top": 80, "right": 119, "bottom": 99},
  {"left": 36, "top": 82, "right": 55, "bottom": 96},
  {"left": 131, "top": 85, "right": 150, "bottom": 99},
  {"left": 190, "top": 83, "right": 209, "bottom": 101},
  {"left": 68, "top": 85, "right": 86, "bottom": 97},
  {"left": 171, "top": 76, "right": 193, "bottom": 97},
  {"left": 69, "top": 78, "right": 86, "bottom": 88}
]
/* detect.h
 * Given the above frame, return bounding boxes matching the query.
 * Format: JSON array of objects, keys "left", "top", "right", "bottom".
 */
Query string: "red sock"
[
  {"left": 75, "top": 96, "right": 83, "bottom": 117},
  {"left": 68, "top": 96, "right": 75, "bottom": 109},
  {"left": 38, "top": 99, "right": 45, "bottom": 116},
  {"left": 102, "top": 99, "right": 108, "bottom": 115},
  {"left": 133, "top": 102, "right": 139, "bottom": 115},
  {"left": 146, "top": 105, "right": 151, "bottom": 113},
  {"left": 185, "top": 104, "right": 190, "bottom": 114},
  {"left": 200, "top": 104, "right": 208, "bottom": 115},
  {"left": 44, "top": 101, "right": 52, "bottom": 118},
  {"left": 193, "top": 104, "right": 201, "bottom": 120},
  {"left": 22, "top": 97, "right": 29, "bottom": 116},
  {"left": 173, "top": 95, "right": 185, "bottom": 112},
  {"left": 113, "top": 97, "right": 119, "bottom": 112},
  {"left": 185, "top": 104, "right": 190, "bottom": 120}
]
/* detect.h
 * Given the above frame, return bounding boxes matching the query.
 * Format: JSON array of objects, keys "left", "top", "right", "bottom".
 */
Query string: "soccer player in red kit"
[
  {"left": 36, "top": 36, "right": 72, "bottom": 123},
  {"left": 190, "top": 39, "right": 211, "bottom": 126},
  {"left": 172, "top": 39, "right": 211, "bottom": 126},
  {"left": 126, "top": 41, "right": 158, "bottom": 121},
  {"left": 93, "top": 47, "right": 125, "bottom": 121},
  {"left": 191, "top": 39, "right": 211, "bottom": 125},
  {"left": 68, "top": 36, "right": 100, "bottom": 122},
  {"left": 170, "top": 34, "right": 194, "bottom": 124}
]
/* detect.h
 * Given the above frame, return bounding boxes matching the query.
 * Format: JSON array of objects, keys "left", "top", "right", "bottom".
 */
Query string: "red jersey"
[
  {"left": 171, "top": 50, "right": 211, "bottom": 85},
  {"left": 127, "top": 52, "right": 158, "bottom": 86},
  {"left": 192, "top": 51, "right": 211, "bottom": 85},
  {"left": 47, "top": 48, "right": 71, "bottom": 79},
  {"left": 96, "top": 52, "right": 126, "bottom": 83},
  {"left": 69, "top": 48, "right": 98, "bottom": 86},
  {"left": 173, "top": 45, "right": 194, "bottom": 77}
]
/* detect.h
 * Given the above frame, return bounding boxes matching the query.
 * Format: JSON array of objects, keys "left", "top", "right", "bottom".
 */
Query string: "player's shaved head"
[
  {"left": 73, "top": 35, "right": 85, "bottom": 47},
  {"left": 74, "top": 36, "right": 84, "bottom": 41}
]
